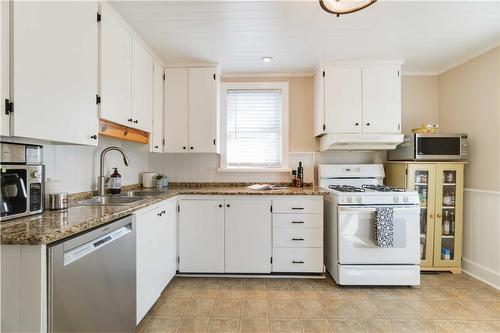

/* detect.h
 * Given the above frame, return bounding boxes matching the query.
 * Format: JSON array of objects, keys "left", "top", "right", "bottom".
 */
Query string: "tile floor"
[{"left": 137, "top": 273, "right": 500, "bottom": 333}]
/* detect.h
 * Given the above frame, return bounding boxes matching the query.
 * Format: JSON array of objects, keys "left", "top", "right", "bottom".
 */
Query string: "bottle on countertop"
[
  {"left": 108, "top": 168, "right": 122, "bottom": 194},
  {"left": 291, "top": 170, "right": 297, "bottom": 187},
  {"left": 296, "top": 162, "right": 304, "bottom": 188}
]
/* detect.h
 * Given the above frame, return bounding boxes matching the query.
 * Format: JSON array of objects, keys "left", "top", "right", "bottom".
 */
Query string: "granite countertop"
[{"left": 1, "top": 185, "right": 325, "bottom": 245}]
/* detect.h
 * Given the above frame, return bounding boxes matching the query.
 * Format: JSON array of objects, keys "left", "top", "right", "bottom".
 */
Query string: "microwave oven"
[
  {"left": 388, "top": 133, "right": 468, "bottom": 161},
  {"left": 1, "top": 142, "right": 44, "bottom": 221}
]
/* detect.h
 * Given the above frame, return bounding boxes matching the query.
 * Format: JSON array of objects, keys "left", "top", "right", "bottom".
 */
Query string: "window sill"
[{"left": 217, "top": 167, "right": 292, "bottom": 173}]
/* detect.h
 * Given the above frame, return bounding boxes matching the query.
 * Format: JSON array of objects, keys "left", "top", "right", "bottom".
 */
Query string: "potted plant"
[{"left": 153, "top": 174, "right": 164, "bottom": 190}]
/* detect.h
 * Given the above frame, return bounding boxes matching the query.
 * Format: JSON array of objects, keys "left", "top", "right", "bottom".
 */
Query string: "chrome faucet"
[{"left": 97, "top": 146, "right": 130, "bottom": 196}]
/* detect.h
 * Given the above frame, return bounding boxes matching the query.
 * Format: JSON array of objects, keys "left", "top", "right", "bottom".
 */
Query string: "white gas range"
[{"left": 319, "top": 164, "right": 421, "bottom": 286}]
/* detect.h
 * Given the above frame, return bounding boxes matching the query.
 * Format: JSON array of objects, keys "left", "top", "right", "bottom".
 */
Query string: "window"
[{"left": 220, "top": 82, "right": 289, "bottom": 171}]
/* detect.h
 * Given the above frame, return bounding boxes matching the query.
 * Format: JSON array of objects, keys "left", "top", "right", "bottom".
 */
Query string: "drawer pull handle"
[
  {"left": 292, "top": 260, "right": 304, "bottom": 264},
  {"left": 292, "top": 238, "right": 304, "bottom": 241},
  {"left": 291, "top": 207, "right": 304, "bottom": 210},
  {"left": 291, "top": 221, "right": 304, "bottom": 224}
]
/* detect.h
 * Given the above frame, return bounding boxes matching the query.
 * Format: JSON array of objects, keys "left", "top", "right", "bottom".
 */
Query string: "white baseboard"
[{"left": 462, "top": 258, "right": 500, "bottom": 290}]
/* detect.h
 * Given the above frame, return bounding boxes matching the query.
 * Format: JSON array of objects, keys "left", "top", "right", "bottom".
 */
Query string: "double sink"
[{"left": 74, "top": 190, "right": 166, "bottom": 206}]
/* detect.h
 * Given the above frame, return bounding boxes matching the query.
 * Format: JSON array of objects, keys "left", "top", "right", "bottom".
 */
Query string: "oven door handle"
[{"left": 339, "top": 206, "right": 419, "bottom": 212}]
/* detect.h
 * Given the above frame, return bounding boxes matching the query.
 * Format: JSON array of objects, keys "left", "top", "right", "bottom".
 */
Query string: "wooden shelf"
[{"left": 99, "top": 119, "right": 149, "bottom": 144}]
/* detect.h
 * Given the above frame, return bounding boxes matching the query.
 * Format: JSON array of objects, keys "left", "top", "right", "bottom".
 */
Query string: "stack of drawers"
[{"left": 271, "top": 197, "right": 324, "bottom": 273}]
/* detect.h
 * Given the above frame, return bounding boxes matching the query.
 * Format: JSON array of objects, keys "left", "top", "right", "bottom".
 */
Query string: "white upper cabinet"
[
  {"left": 164, "top": 66, "right": 219, "bottom": 153},
  {"left": 362, "top": 64, "right": 401, "bottom": 133},
  {"left": 11, "top": 1, "right": 99, "bottom": 145},
  {"left": 164, "top": 68, "right": 189, "bottom": 152},
  {"left": 151, "top": 62, "right": 164, "bottom": 152},
  {"left": 100, "top": 5, "right": 132, "bottom": 128},
  {"left": 324, "top": 65, "right": 362, "bottom": 134},
  {"left": 131, "top": 40, "right": 153, "bottom": 132},
  {"left": 100, "top": 5, "right": 155, "bottom": 133},
  {"left": 314, "top": 62, "right": 402, "bottom": 137},
  {"left": 188, "top": 68, "right": 218, "bottom": 153},
  {"left": 1, "top": 1, "right": 10, "bottom": 137}
]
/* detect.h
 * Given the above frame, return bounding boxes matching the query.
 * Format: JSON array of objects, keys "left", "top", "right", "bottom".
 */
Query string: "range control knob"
[
  {"left": 346, "top": 197, "right": 353, "bottom": 203},
  {"left": 356, "top": 197, "right": 362, "bottom": 203},
  {"left": 394, "top": 196, "right": 400, "bottom": 203},
  {"left": 32, "top": 170, "right": 41, "bottom": 179},
  {"left": 403, "top": 197, "right": 409, "bottom": 203}
]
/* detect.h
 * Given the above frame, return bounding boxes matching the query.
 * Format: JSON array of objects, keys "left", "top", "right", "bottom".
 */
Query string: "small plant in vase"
[{"left": 153, "top": 174, "right": 164, "bottom": 190}]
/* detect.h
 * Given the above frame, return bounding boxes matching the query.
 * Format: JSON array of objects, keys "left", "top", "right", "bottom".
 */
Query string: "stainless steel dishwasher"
[{"left": 48, "top": 215, "right": 136, "bottom": 333}]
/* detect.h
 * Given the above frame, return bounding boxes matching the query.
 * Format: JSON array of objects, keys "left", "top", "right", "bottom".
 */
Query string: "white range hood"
[{"left": 319, "top": 133, "right": 404, "bottom": 151}]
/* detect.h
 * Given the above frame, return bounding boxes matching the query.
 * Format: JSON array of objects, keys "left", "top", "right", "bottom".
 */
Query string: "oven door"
[
  {"left": 338, "top": 205, "right": 420, "bottom": 264},
  {"left": 415, "top": 135, "right": 464, "bottom": 160},
  {"left": 1, "top": 168, "right": 28, "bottom": 219}
]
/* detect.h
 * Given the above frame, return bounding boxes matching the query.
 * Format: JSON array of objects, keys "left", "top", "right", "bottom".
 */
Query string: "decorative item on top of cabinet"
[
  {"left": 164, "top": 66, "right": 220, "bottom": 153},
  {"left": 384, "top": 161, "right": 464, "bottom": 273},
  {"left": 9, "top": 1, "right": 99, "bottom": 145},
  {"left": 313, "top": 61, "right": 402, "bottom": 137}
]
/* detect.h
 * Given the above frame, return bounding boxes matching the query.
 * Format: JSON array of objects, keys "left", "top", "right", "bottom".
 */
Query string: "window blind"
[{"left": 226, "top": 89, "right": 282, "bottom": 168}]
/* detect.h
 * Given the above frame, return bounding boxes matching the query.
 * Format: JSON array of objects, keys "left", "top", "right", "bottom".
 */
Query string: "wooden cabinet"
[
  {"left": 10, "top": 1, "right": 99, "bottom": 145},
  {"left": 271, "top": 197, "right": 324, "bottom": 273},
  {"left": 164, "top": 67, "right": 219, "bottom": 153},
  {"left": 178, "top": 199, "right": 225, "bottom": 273},
  {"left": 135, "top": 199, "right": 176, "bottom": 323},
  {"left": 385, "top": 162, "right": 464, "bottom": 273},
  {"left": 100, "top": 5, "right": 132, "bottom": 129},
  {"left": 224, "top": 199, "right": 272, "bottom": 273},
  {"left": 314, "top": 62, "right": 401, "bottom": 137},
  {"left": 151, "top": 61, "right": 164, "bottom": 152},
  {"left": 100, "top": 6, "right": 154, "bottom": 133},
  {"left": 178, "top": 198, "right": 272, "bottom": 273}
]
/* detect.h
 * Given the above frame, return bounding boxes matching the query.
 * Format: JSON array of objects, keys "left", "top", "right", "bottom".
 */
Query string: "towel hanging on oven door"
[{"left": 375, "top": 207, "right": 394, "bottom": 247}]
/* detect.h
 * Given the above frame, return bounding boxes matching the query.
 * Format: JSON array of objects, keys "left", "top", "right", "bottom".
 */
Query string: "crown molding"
[{"left": 436, "top": 41, "right": 500, "bottom": 75}]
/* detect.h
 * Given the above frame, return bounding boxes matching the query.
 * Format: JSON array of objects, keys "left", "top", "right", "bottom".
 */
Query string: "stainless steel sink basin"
[
  {"left": 74, "top": 196, "right": 145, "bottom": 206},
  {"left": 119, "top": 191, "right": 165, "bottom": 197}
]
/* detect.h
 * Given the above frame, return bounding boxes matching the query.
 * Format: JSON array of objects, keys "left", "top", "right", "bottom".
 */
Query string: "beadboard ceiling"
[{"left": 111, "top": 0, "right": 500, "bottom": 75}]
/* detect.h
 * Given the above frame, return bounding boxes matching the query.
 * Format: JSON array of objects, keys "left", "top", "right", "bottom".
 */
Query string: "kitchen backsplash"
[{"left": 36, "top": 137, "right": 386, "bottom": 194}]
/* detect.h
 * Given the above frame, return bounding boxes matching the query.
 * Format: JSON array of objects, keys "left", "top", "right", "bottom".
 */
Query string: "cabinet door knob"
[
  {"left": 190, "top": 146, "right": 194, "bottom": 150},
  {"left": 436, "top": 213, "right": 442, "bottom": 219},
  {"left": 355, "top": 122, "right": 359, "bottom": 126},
  {"left": 429, "top": 213, "right": 434, "bottom": 218},
  {"left": 183, "top": 146, "right": 186, "bottom": 150},
  {"left": 128, "top": 118, "right": 133, "bottom": 122},
  {"left": 366, "top": 122, "right": 371, "bottom": 126},
  {"left": 133, "top": 120, "right": 138, "bottom": 124},
  {"left": 154, "top": 145, "right": 159, "bottom": 149},
  {"left": 219, "top": 204, "right": 222, "bottom": 208},
  {"left": 90, "top": 134, "right": 97, "bottom": 140},
  {"left": 227, "top": 204, "right": 230, "bottom": 208}
]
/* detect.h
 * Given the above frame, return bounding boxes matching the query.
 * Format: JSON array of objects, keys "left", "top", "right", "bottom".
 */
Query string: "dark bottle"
[
  {"left": 297, "top": 162, "right": 304, "bottom": 188},
  {"left": 108, "top": 168, "right": 122, "bottom": 194}
]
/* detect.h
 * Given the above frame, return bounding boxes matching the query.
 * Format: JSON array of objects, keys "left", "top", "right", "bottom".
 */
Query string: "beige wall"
[
  {"left": 222, "top": 76, "right": 315, "bottom": 152},
  {"left": 439, "top": 46, "right": 500, "bottom": 190},
  {"left": 401, "top": 75, "right": 440, "bottom": 133}
]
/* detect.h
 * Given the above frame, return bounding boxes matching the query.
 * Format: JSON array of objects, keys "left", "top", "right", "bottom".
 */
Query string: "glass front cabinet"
[{"left": 384, "top": 162, "right": 464, "bottom": 273}]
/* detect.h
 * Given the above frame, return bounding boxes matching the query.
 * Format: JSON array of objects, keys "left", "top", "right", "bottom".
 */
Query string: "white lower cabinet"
[
  {"left": 135, "top": 199, "right": 176, "bottom": 324},
  {"left": 177, "top": 196, "right": 323, "bottom": 274},
  {"left": 178, "top": 198, "right": 272, "bottom": 273},
  {"left": 272, "top": 197, "right": 324, "bottom": 273},
  {"left": 178, "top": 200, "right": 225, "bottom": 273},
  {"left": 224, "top": 199, "right": 272, "bottom": 273}
]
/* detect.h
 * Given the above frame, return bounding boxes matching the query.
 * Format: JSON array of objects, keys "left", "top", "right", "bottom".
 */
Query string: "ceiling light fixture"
[
  {"left": 319, "top": 0, "right": 377, "bottom": 17},
  {"left": 261, "top": 56, "right": 273, "bottom": 63}
]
